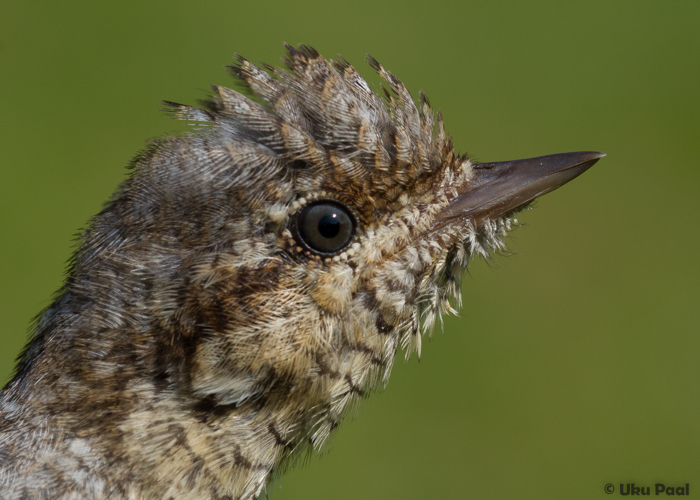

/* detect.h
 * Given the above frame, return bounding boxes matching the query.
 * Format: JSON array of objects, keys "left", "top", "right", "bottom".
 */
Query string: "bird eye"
[{"left": 296, "top": 202, "right": 356, "bottom": 255}]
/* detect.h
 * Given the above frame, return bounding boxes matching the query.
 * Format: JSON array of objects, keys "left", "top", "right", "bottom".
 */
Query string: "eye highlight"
[{"left": 296, "top": 201, "right": 356, "bottom": 255}]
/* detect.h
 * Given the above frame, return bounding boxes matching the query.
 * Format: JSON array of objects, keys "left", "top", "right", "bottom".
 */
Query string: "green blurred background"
[{"left": 2, "top": 1, "right": 698, "bottom": 498}]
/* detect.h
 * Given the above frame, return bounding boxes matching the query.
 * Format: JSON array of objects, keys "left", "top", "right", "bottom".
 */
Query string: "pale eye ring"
[{"left": 295, "top": 201, "right": 356, "bottom": 255}]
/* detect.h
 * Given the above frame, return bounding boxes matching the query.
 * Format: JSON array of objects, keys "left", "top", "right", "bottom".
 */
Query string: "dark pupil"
[{"left": 318, "top": 214, "right": 340, "bottom": 238}]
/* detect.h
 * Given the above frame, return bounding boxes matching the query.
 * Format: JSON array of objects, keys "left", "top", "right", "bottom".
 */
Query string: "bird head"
[
  {"left": 13, "top": 42, "right": 603, "bottom": 451},
  {"left": 2, "top": 43, "right": 603, "bottom": 498}
]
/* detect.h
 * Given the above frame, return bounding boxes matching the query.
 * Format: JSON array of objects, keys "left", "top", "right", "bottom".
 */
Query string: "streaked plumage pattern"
[{"left": 0, "top": 44, "right": 558, "bottom": 499}]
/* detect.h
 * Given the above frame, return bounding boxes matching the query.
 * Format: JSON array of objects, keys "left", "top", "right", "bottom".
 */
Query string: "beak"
[{"left": 438, "top": 151, "right": 605, "bottom": 226}]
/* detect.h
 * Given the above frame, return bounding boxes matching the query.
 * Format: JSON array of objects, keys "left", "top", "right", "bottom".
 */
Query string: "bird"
[{"left": 0, "top": 43, "right": 603, "bottom": 499}]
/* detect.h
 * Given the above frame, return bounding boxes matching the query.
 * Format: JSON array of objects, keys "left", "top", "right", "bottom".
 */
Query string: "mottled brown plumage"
[{"left": 0, "top": 44, "right": 602, "bottom": 499}]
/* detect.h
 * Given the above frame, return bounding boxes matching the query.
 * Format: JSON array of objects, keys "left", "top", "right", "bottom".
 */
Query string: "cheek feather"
[{"left": 310, "top": 264, "right": 354, "bottom": 314}]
